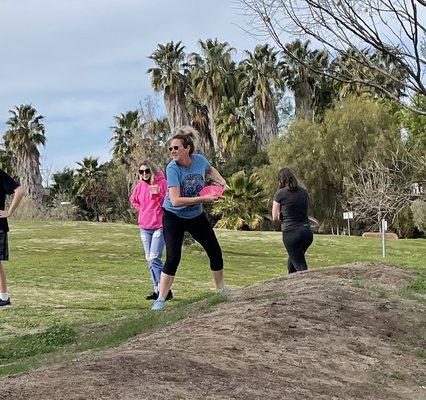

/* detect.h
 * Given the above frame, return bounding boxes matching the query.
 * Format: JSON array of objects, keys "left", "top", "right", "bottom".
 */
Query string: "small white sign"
[
  {"left": 343, "top": 211, "right": 354, "bottom": 219},
  {"left": 382, "top": 220, "right": 388, "bottom": 231}
]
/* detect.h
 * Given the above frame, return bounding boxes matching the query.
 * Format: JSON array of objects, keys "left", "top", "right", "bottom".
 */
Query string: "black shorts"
[{"left": 0, "top": 231, "right": 9, "bottom": 261}]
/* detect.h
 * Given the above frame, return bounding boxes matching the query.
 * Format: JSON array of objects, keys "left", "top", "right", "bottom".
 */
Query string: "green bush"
[
  {"left": 394, "top": 207, "right": 417, "bottom": 238},
  {"left": 212, "top": 170, "right": 269, "bottom": 230},
  {"left": 11, "top": 197, "right": 79, "bottom": 221},
  {"left": 411, "top": 199, "right": 426, "bottom": 232},
  {"left": 263, "top": 97, "right": 402, "bottom": 231}
]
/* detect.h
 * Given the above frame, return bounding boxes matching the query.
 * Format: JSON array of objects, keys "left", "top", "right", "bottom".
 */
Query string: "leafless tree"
[
  {"left": 128, "top": 98, "right": 171, "bottom": 185},
  {"left": 238, "top": 0, "right": 426, "bottom": 114},
  {"left": 345, "top": 149, "right": 425, "bottom": 227},
  {"left": 40, "top": 164, "right": 54, "bottom": 188}
]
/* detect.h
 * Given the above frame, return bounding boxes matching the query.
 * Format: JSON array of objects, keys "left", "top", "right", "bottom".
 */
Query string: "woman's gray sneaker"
[
  {"left": 217, "top": 287, "right": 230, "bottom": 296},
  {"left": 0, "top": 297, "right": 11, "bottom": 309}
]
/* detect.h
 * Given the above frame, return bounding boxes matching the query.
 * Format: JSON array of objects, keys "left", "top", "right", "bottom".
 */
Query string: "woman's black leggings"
[
  {"left": 162, "top": 209, "right": 223, "bottom": 276},
  {"left": 282, "top": 225, "right": 313, "bottom": 274}
]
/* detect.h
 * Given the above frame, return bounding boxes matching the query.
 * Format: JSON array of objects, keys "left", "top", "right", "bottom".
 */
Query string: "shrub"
[
  {"left": 11, "top": 197, "right": 79, "bottom": 221},
  {"left": 411, "top": 199, "right": 426, "bottom": 232},
  {"left": 212, "top": 170, "right": 269, "bottom": 230}
]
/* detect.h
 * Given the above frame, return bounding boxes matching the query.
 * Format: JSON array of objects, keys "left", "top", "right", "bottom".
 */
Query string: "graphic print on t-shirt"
[{"left": 181, "top": 173, "right": 204, "bottom": 197}]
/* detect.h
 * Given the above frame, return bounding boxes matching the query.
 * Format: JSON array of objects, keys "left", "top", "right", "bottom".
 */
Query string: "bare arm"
[
  {"left": 272, "top": 200, "right": 281, "bottom": 221},
  {"left": 168, "top": 186, "right": 216, "bottom": 207},
  {"left": 0, "top": 186, "right": 25, "bottom": 218},
  {"left": 207, "top": 167, "right": 227, "bottom": 187},
  {"left": 308, "top": 216, "right": 319, "bottom": 225}
]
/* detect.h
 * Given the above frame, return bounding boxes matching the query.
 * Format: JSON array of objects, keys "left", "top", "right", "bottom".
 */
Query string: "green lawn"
[{"left": 0, "top": 220, "right": 424, "bottom": 375}]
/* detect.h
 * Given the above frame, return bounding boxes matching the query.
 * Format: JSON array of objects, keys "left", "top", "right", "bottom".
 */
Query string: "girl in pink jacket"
[{"left": 130, "top": 160, "right": 171, "bottom": 301}]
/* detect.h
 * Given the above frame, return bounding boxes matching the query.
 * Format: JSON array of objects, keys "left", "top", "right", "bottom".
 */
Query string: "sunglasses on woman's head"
[
  {"left": 139, "top": 168, "right": 151, "bottom": 175},
  {"left": 168, "top": 145, "right": 182, "bottom": 152}
]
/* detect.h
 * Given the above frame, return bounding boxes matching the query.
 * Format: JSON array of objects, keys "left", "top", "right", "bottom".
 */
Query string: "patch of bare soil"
[{"left": 1, "top": 262, "right": 425, "bottom": 400}]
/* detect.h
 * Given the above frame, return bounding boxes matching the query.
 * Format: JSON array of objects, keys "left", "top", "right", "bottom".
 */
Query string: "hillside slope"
[{"left": 2, "top": 262, "right": 425, "bottom": 400}]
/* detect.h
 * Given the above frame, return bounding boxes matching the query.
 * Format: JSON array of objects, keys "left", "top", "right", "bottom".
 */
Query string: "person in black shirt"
[
  {"left": 272, "top": 168, "right": 313, "bottom": 274},
  {"left": 0, "top": 169, "right": 24, "bottom": 309}
]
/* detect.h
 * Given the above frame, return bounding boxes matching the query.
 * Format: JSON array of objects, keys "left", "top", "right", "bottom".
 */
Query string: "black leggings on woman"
[
  {"left": 282, "top": 225, "right": 313, "bottom": 274},
  {"left": 162, "top": 209, "right": 223, "bottom": 276}
]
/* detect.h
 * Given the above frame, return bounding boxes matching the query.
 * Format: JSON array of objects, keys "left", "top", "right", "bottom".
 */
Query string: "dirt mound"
[{"left": 2, "top": 262, "right": 425, "bottom": 400}]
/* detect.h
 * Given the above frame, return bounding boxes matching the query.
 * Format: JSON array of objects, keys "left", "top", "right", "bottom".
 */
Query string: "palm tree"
[
  {"left": 140, "top": 116, "right": 170, "bottom": 142},
  {"left": 283, "top": 40, "right": 329, "bottom": 121},
  {"left": 332, "top": 47, "right": 407, "bottom": 100},
  {"left": 216, "top": 97, "right": 254, "bottom": 155},
  {"left": 371, "top": 51, "right": 407, "bottom": 99},
  {"left": 73, "top": 157, "right": 103, "bottom": 196},
  {"left": 51, "top": 168, "right": 75, "bottom": 200},
  {"left": 331, "top": 47, "right": 373, "bottom": 99},
  {"left": 211, "top": 170, "right": 269, "bottom": 230},
  {"left": 239, "top": 44, "right": 285, "bottom": 150},
  {"left": 189, "top": 39, "right": 236, "bottom": 154},
  {"left": 3, "top": 104, "right": 46, "bottom": 205},
  {"left": 110, "top": 110, "right": 139, "bottom": 170},
  {"left": 147, "top": 41, "right": 190, "bottom": 133},
  {"left": 186, "top": 94, "right": 213, "bottom": 155},
  {"left": 73, "top": 157, "right": 105, "bottom": 221},
  {"left": 0, "top": 148, "right": 17, "bottom": 179}
]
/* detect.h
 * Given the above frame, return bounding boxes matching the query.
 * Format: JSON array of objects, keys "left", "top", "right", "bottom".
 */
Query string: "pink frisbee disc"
[{"left": 199, "top": 185, "right": 224, "bottom": 197}]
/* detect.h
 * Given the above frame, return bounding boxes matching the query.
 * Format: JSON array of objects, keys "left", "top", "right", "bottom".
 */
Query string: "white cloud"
[{"left": 0, "top": 0, "right": 266, "bottom": 171}]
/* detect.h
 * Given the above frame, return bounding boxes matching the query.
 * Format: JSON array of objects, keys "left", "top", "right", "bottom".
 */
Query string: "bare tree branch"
[
  {"left": 345, "top": 150, "right": 426, "bottom": 228},
  {"left": 238, "top": 0, "right": 426, "bottom": 114}
]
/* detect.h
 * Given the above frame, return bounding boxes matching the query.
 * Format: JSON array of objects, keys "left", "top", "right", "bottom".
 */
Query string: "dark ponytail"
[{"left": 278, "top": 168, "right": 298, "bottom": 192}]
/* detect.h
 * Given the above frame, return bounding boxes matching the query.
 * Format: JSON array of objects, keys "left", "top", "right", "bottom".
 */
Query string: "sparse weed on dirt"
[
  {"left": 375, "top": 288, "right": 390, "bottom": 299},
  {"left": 352, "top": 278, "right": 366, "bottom": 288},
  {"left": 398, "top": 275, "right": 426, "bottom": 302},
  {"left": 415, "top": 348, "right": 425, "bottom": 359},
  {"left": 406, "top": 276, "right": 426, "bottom": 293},
  {"left": 390, "top": 371, "right": 405, "bottom": 381}
]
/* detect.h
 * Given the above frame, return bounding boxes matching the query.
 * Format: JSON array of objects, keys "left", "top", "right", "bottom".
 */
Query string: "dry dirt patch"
[{"left": 1, "top": 262, "right": 425, "bottom": 400}]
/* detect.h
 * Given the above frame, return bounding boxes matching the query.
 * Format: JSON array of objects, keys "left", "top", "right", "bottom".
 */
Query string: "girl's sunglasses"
[
  {"left": 168, "top": 145, "right": 182, "bottom": 152},
  {"left": 139, "top": 168, "right": 151, "bottom": 175}
]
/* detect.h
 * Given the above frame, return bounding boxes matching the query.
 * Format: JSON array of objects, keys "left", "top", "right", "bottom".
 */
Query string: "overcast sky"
[{"left": 0, "top": 0, "right": 264, "bottom": 174}]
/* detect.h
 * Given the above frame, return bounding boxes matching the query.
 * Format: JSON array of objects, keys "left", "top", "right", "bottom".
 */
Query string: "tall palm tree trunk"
[
  {"left": 255, "top": 98, "right": 278, "bottom": 151},
  {"left": 164, "top": 91, "right": 190, "bottom": 133},
  {"left": 208, "top": 97, "right": 221, "bottom": 154},
  {"left": 17, "top": 147, "right": 44, "bottom": 205},
  {"left": 294, "top": 83, "right": 315, "bottom": 121},
  {"left": 192, "top": 106, "right": 214, "bottom": 155}
]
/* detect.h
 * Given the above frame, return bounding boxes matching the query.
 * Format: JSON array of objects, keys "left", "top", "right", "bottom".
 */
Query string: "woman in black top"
[{"left": 272, "top": 168, "right": 313, "bottom": 274}]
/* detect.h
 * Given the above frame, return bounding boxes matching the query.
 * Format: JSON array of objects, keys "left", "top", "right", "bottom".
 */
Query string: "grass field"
[{"left": 0, "top": 220, "right": 424, "bottom": 376}]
